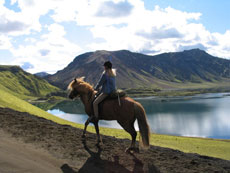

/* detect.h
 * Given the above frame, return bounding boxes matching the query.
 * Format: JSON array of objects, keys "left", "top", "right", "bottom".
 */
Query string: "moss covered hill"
[
  {"left": 46, "top": 49, "right": 230, "bottom": 90},
  {"left": 0, "top": 65, "right": 60, "bottom": 99}
]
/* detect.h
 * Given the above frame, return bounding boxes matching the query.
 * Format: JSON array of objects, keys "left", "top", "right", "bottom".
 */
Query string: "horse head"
[
  {"left": 67, "top": 77, "right": 93, "bottom": 99},
  {"left": 67, "top": 78, "right": 79, "bottom": 99}
]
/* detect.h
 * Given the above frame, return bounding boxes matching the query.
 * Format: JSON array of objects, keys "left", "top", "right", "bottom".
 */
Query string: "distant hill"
[
  {"left": 46, "top": 49, "right": 230, "bottom": 89},
  {"left": 34, "top": 72, "right": 50, "bottom": 78},
  {"left": 0, "top": 65, "right": 60, "bottom": 99}
]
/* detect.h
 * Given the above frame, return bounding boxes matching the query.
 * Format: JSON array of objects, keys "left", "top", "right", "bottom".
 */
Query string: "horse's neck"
[{"left": 80, "top": 90, "right": 95, "bottom": 115}]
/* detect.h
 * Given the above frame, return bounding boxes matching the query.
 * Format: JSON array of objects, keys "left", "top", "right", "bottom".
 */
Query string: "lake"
[{"left": 47, "top": 93, "right": 230, "bottom": 139}]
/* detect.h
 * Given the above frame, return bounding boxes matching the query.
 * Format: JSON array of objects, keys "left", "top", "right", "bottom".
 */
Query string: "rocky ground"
[{"left": 0, "top": 107, "right": 230, "bottom": 173}]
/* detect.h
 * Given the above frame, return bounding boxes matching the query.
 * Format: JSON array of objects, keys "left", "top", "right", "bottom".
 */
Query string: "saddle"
[
  {"left": 91, "top": 89, "right": 126, "bottom": 117},
  {"left": 107, "top": 89, "right": 126, "bottom": 99},
  {"left": 92, "top": 89, "right": 126, "bottom": 102}
]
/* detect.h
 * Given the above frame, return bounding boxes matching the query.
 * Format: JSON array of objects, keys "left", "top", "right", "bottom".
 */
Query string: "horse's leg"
[
  {"left": 127, "top": 124, "right": 138, "bottom": 152},
  {"left": 130, "top": 124, "right": 137, "bottom": 149},
  {"left": 93, "top": 120, "right": 102, "bottom": 144},
  {"left": 82, "top": 117, "right": 90, "bottom": 138},
  {"left": 118, "top": 120, "right": 138, "bottom": 152}
]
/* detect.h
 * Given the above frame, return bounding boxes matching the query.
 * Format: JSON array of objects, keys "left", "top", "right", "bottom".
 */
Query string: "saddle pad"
[{"left": 108, "top": 89, "right": 126, "bottom": 99}]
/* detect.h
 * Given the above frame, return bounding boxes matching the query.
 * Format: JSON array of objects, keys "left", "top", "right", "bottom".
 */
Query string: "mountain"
[
  {"left": 46, "top": 49, "right": 230, "bottom": 89},
  {"left": 34, "top": 72, "right": 50, "bottom": 78},
  {"left": 0, "top": 65, "right": 60, "bottom": 99}
]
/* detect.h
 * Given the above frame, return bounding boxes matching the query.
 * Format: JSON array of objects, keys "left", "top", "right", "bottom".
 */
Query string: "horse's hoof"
[
  {"left": 95, "top": 143, "right": 100, "bottom": 147},
  {"left": 97, "top": 139, "right": 103, "bottom": 145},
  {"left": 133, "top": 147, "right": 140, "bottom": 153},
  {"left": 125, "top": 147, "right": 139, "bottom": 153},
  {"left": 82, "top": 134, "right": 86, "bottom": 138}
]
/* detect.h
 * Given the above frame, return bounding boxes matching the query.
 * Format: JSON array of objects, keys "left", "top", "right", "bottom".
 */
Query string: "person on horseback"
[{"left": 91, "top": 61, "right": 116, "bottom": 121}]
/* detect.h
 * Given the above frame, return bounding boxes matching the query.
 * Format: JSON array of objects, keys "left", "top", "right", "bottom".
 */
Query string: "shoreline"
[
  {"left": 48, "top": 108, "right": 230, "bottom": 141},
  {"left": 46, "top": 92, "right": 230, "bottom": 141},
  {"left": 126, "top": 86, "right": 230, "bottom": 97}
]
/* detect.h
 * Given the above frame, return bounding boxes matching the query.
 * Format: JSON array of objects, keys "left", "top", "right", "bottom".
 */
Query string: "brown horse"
[{"left": 67, "top": 77, "right": 150, "bottom": 151}]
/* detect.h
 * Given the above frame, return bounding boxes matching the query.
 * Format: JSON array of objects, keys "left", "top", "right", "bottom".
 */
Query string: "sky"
[{"left": 1, "top": 0, "right": 230, "bottom": 74}]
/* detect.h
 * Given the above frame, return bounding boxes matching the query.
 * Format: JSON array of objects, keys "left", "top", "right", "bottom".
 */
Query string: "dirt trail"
[{"left": 0, "top": 107, "right": 230, "bottom": 173}]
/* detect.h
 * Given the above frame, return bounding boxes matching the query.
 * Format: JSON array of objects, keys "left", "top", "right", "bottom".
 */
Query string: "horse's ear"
[{"left": 78, "top": 76, "right": 85, "bottom": 81}]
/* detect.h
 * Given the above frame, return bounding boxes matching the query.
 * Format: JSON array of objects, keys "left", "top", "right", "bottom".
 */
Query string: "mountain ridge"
[
  {"left": 45, "top": 49, "right": 230, "bottom": 89},
  {"left": 34, "top": 72, "right": 50, "bottom": 78}
]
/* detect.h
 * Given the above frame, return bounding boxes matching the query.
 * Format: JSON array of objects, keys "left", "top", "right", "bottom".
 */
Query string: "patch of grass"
[
  {"left": 30, "top": 100, "right": 60, "bottom": 111},
  {"left": 125, "top": 87, "right": 161, "bottom": 97},
  {"left": 0, "top": 88, "right": 57, "bottom": 119},
  {"left": 149, "top": 134, "right": 230, "bottom": 160}
]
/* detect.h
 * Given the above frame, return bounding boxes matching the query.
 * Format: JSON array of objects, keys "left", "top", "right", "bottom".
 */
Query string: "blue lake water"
[{"left": 47, "top": 93, "right": 230, "bottom": 139}]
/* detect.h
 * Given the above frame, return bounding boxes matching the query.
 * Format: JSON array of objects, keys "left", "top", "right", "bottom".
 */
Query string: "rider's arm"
[{"left": 95, "top": 73, "right": 106, "bottom": 91}]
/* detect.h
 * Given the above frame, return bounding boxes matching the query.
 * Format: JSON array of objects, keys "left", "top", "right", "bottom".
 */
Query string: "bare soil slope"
[{"left": 0, "top": 107, "right": 230, "bottom": 173}]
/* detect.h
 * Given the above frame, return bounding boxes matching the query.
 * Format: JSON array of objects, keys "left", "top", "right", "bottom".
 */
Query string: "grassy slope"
[
  {"left": 0, "top": 87, "right": 229, "bottom": 161},
  {"left": 0, "top": 65, "right": 60, "bottom": 99},
  {"left": 97, "top": 128, "right": 230, "bottom": 161}
]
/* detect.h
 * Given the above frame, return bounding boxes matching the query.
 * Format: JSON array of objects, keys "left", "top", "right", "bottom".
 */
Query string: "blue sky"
[
  {"left": 1, "top": 0, "right": 230, "bottom": 74},
  {"left": 145, "top": 0, "right": 230, "bottom": 33}
]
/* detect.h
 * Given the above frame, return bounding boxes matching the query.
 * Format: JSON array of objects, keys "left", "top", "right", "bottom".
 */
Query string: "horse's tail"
[{"left": 134, "top": 102, "right": 150, "bottom": 149}]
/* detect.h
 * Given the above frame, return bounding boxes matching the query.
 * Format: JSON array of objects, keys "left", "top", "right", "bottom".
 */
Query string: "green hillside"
[
  {"left": 0, "top": 87, "right": 56, "bottom": 119},
  {"left": 0, "top": 65, "right": 60, "bottom": 99}
]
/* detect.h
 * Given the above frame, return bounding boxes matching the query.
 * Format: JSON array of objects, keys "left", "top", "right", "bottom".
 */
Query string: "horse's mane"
[
  {"left": 67, "top": 80, "right": 75, "bottom": 90},
  {"left": 67, "top": 77, "right": 94, "bottom": 92}
]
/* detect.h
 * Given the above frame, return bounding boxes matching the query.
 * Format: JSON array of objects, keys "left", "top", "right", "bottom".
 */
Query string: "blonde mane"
[{"left": 67, "top": 77, "right": 94, "bottom": 93}]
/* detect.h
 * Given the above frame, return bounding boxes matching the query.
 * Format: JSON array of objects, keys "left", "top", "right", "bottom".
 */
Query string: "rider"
[{"left": 92, "top": 61, "right": 116, "bottom": 121}]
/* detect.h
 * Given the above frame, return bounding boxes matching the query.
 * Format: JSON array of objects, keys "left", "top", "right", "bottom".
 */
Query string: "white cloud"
[
  {"left": 0, "top": 19, "right": 27, "bottom": 33},
  {"left": 1, "top": 0, "right": 230, "bottom": 74},
  {"left": 84, "top": 2, "right": 230, "bottom": 58},
  {"left": 86, "top": 3, "right": 204, "bottom": 54},
  {"left": 0, "top": 35, "right": 13, "bottom": 49},
  {"left": 10, "top": 23, "right": 81, "bottom": 73},
  {"left": 136, "top": 27, "right": 184, "bottom": 40},
  {"left": 95, "top": 0, "right": 133, "bottom": 18},
  {"left": 205, "top": 30, "right": 230, "bottom": 58},
  {"left": 0, "top": 0, "right": 40, "bottom": 36}
]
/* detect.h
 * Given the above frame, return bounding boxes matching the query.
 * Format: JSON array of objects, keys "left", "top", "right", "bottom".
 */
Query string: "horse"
[{"left": 67, "top": 77, "right": 150, "bottom": 152}]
